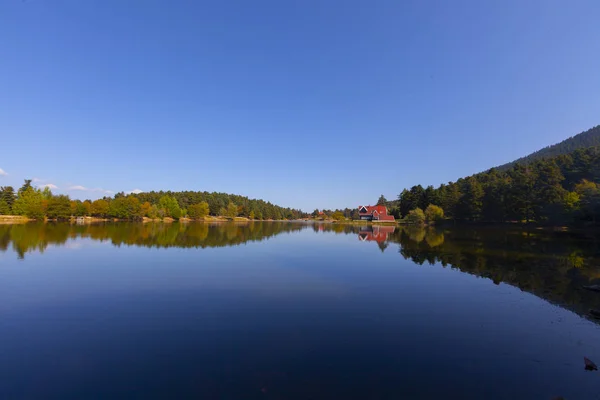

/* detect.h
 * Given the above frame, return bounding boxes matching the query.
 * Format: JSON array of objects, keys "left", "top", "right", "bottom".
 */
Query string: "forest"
[
  {"left": 497, "top": 125, "right": 600, "bottom": 170},
  {"left": 394, "top": 146, "right": 600, "bottom": 226},
  {"left": 0, "top": 182, "right": 306, "bottom": 221}
]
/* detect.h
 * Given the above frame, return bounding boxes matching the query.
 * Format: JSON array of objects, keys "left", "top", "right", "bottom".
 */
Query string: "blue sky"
[{"left": 1, "top": 0, "right": 599, "bottom": 211}]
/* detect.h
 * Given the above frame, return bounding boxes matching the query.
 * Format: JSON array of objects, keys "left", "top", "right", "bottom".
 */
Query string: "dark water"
[{"left": 1, "top": 222, "right": 600, "bottom": 399}]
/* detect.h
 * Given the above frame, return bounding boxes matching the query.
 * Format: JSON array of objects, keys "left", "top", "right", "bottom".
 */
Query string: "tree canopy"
[
  {"left": 0, "top": 182, "right": 306, "bottom": 221},
  {"left": 397, "top": 146, "right": 600, "bottom": 226},
  {"left": 497, "top": 125, "right": 600, "bottom": 171}
]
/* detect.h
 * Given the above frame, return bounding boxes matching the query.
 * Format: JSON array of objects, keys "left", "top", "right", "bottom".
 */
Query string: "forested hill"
[
  {"left": 395, "top": 145, "right": 600, "bottom": 226},
  {"left": 129, "top": 190, "right": 304, "bottom": 220},
  {"left": 0, "top": 182, "right": 305, "bottom": 220},
  {"left": 497, "top": 125, "right": 600, "bottom": 170}
]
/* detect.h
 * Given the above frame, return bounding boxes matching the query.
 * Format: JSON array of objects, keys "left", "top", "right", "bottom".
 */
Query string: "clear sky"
[{"left": 1, "top": 0, "right": 599, "bottom": 211}]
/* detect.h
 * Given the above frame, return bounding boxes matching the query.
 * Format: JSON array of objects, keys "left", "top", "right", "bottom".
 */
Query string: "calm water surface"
[{"left": 1, "top": 222, "right": 600, "bottom": 399}]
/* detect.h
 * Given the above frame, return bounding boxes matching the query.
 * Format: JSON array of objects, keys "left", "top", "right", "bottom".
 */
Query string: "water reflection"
[
  {"left": 387, "top": 226, "right": 600, "bottom": 323},
  {"left": 0, "top": 222, "right": 305, "bottom": 259},
  {"left": 2, "top": 222, "right": 600, "bottom": 398},
  {"left": 327, "top": 223, "right": 600, "bottom": 322},
  {"left": 3, "top": 221, "right": 600, "bottom": 323}
]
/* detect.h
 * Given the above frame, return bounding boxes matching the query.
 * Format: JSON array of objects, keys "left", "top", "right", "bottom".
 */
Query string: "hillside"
[
  {"left": 0, "top": 181, "right": 306, "bottom": 220},
  {"left": 394, "top": 145, "right": 600, "bottom": 226},
  {"left": 497, "top": 125, "right": 600, "bottom": 170}
]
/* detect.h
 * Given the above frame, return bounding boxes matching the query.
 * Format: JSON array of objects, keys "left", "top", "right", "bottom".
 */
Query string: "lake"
[{"left": 1, "top": 222, "right": 600, "bottom": 399}]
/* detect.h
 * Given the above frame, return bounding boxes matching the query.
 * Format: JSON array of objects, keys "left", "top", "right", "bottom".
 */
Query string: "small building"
[{"left": 358, "top": 205, "right": 395, "bottom": 221}]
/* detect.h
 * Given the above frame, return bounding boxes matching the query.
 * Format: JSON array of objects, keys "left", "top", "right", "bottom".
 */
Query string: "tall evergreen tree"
[
  {"left": 534, "top": 160, "right": 566, "bottom": 221},
  {"left": 508, "top": 164, "right": 537, "bottom": 222},
  {"left": 460, "top": 177, "right": 484, "bottom": 221}
]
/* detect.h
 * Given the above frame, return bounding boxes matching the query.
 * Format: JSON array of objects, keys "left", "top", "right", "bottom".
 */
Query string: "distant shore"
[{"left": 0, "top": 215, "right": 292, "bottom": 224}]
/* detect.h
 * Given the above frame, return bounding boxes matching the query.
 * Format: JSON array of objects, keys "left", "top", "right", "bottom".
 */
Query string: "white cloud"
[
  {"left": 0, "top": 168, "right": 7, "bottom": 176},
  {"left": 128, "top": 188, "right": 143, "bottom": 194},
  {"left": 91, "top": 188, "right": 114, "bottom": 194},
  {"left": 41, "top": 183, "right": 58, "bottom": 189},
  {"left": 68, "top": 185, "right": 114, "bottom": 195},
  {"left": 32, "top": 177, "right": 43, "bottom": 183}
]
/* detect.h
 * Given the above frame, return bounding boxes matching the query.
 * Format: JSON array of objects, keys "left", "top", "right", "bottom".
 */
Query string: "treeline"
[
  {"left": 396, "top": 146, "right": 600, "bottom": 226},
  {"left": 0, "top": 181, "right": 306, "bottom": 220},
  {"left": 310, "top": 208, "right": 359, "bottom": 220},
  {"left": 498, "top": 125, "right": 600, "bottom": 170},
  {"left": 129, "top": 190, "right": 305, "bottom": 220}
]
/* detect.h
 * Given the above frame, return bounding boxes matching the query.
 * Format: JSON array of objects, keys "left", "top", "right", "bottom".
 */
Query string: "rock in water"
[{"left": 584, "top": 357, "right": 598, "bottom": 371}]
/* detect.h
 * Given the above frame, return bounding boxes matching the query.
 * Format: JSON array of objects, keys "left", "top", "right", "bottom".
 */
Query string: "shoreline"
[{"left": 1, "top": 215, "right": 597, "bottom": 232}]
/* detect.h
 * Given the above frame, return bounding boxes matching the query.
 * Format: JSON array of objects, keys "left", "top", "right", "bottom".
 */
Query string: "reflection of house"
[
  {"left": 358, "top": 205, "right": 395, "bottom": 221},
  {"left": 358, "top": 225, "right": 395, "bottom": 242}
]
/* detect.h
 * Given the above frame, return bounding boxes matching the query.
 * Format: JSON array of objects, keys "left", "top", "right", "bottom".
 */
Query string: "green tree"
[
  {"left": 159, "top": 195, "right": 181, "bottom": 219},
  {"left": 534, "top": 160, "right": 566, "bottom": 221},
  {"left": 46, "top": 195, "right": 72, "bottom": 220},
  {"left": 442, "top": 182, "right": 462, "bottom": 220},
  {"left": 406, "top": 208, "right": 426, "bottom": 225},
  {"left": 398, "top": 189, "right": 413, "bottom": 217},
  {"left": 482, "top": 169, "right": 508, "bottom": 222},
  {"left": 188, "top": 202, "right": 210, "bottom": 219},
  {"left": 423, "top": 185, "right": 439, "bottom": 208},
  {"left": 17, "top": 179, "right": 32, "bottom": 196},
  {"left": 508, "top": 164, "right": 537, "bottom": 222},
  {"left": 331, "top": 211, "right": 345, "bottom": 220},
  {"left": 460, "top": 177, "right": 484, "bottom": 221},
  {"left": 1, "top": 186, "right": 16, "bottom": 212},
  {"left": 226, "top": 202, "right": 238, "bottom": 219},
  {"left": 424, "top": 204, "right": 444, "bottom": 224},
  {"left": 0, "top": 186, "right": 15, "bottom": 214},
  {"left": 376, "top": 195, "right": 388, "bottom": 206},
  {"left": 563, "top": 191, "right": 580, "bottom": 212},
  {"left": 171, "top": 206, "right": 182, "bottom": 220},
  {"left": 0, "top": 198, "right": 9, "bottom": 215},
  {"left": 70, "top": 200, "right": 87, "bottom": 217},
  {"left": 41, "top": 186, "right": 53, "bottom": 200},
  {"left": 147, "top": 205, "right": 160, "bottom": 219},
  {"left": 82, "top": 200, "right": 92, "bottom": 216},
  {"left": 110, "top": 196, "right": 142, "bottom": 220},
  {"left": 12, "top": 187, "right": 45, "bottom": 219},
  {"left": 91, "top": 199, "right": 110, "bottom": 217},
  {"left": 575, "top": 180, "right": 600, "bottom": 224}
]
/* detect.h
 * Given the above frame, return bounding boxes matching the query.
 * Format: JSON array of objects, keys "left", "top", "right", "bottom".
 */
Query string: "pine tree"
[
  {"left": 461, "top": 177, "right": 484, "bottom": 221},
  {"left": 376, "top": 195, "right": 388, "bottom": 206}
]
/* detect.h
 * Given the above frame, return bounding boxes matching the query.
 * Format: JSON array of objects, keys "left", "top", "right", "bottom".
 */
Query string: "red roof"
[
  {"left": 358, "top": 205, "right": 388, "bottom": 215},
  {"left": 358, "top": 205, "right": 395, "bottom": 221}
]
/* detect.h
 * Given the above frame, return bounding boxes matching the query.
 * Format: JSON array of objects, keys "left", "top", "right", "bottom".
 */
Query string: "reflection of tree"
[
  {"left": 0, "top": 223, "right": 71, "bottom": 259},
  {"left": 404, "top": 227, "right": 426, "bottom": 243},
  {"left": 389, "top": 226, "right": 600, "bottom": 323},
  {"left": 0, "top": 222, "right": 306, "bottom": 259},
  {"left": 425, "top": 229, "right": 444, "bottom": 247}
]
